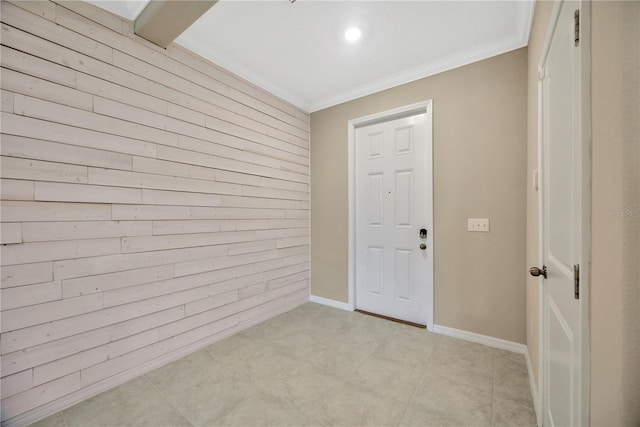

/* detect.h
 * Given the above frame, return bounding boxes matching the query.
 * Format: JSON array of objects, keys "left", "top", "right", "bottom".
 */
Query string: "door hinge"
[
  {"left": 574, "top": 264, "right": 580, "bottom": 299},
  {"left": 574, "top": 9, "right": 580, "bottom": 46}
]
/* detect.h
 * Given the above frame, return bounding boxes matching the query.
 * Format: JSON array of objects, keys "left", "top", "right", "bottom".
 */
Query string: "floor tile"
[
  {"left": 314, "top": 380, "right": 411, "bottom": 427},
  {"left": 399, "top": 369, "right": 493, "bottom": 426},
  {"left": 493, "top": 354, "right": 534, "bottom": 408},
  {"left": 30, "top": 303, "right": 536, "bottom": 427},
  {"left": 492, "top": 395, "right": 537, "bottom": 426},
  {"left": 206, "top": 390, "right": 310, "bottom": 427},
  {"left": 61, "top": 376, "right": 191, "bottom": 427},
  {"left": 28, "top": 412, "right": 66, "bottom": 427}
]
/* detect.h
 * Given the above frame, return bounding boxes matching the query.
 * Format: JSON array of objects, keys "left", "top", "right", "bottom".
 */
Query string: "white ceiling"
[{"left": 87, "top": 1, "right": 534, "bottom": 113}]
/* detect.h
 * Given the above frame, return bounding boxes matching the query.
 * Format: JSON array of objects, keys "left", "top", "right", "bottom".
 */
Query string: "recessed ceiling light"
[{"left": 344, "top": 27, "right": 362, "bottom": 42}]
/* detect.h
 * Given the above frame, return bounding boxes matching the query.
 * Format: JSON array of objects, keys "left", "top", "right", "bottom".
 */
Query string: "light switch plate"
[{"left": 468, "top": 218, "right": 490, "bottom": 232}]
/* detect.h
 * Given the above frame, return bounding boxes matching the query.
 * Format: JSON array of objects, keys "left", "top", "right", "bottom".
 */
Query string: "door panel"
[
  {"left": 541, "top": 1, "right": 585, "bottom": 425},
  {"left": 355, "top": 109, "right": 432, "bottom": 325}
]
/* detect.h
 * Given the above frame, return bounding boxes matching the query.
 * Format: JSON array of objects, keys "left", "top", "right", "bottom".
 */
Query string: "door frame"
[
  {"left": 536, "top": 1, "right": 591, "bottom": 424},
  {"left": 347, "top": 100, "right": 434, "bottom": 330}
]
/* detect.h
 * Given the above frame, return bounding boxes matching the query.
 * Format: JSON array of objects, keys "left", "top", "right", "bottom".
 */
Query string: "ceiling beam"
[{"left": 135, "top": 0, "right": 217, "bottom": 48}]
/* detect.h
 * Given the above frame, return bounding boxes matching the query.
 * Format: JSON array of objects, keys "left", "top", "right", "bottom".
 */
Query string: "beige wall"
[
  {"left": 525, "top": 0, "right": 553, "bottom": 390},
  {"left": 0, "top": 1, "right": 309, "bottom": 424},
  {"left": 590, "top": 1, "right": 640, "bottom": 425},
  {"left": 311, "top": 49, "right": 528, "bottom": 343}
]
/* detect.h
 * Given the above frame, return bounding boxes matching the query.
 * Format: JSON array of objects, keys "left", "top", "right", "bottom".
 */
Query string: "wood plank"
[
  {"left": 1, "top": 201, "right": 111, "bottom": 222},
  {"left": 0, "top": 222, "right": 22, "bottom": 244},
  {"left": 73, "top": 6, "right": 310, "bottom": 141},
  {"left": 216, "top": 169, "right": 308, "bottom": 193},
  {"left": 151, "top": 219, "right": 308, "bottom": 236},
  {"left": 0, "top": 262, "right": 53, "bottom": 289},
  {"left": 62, "top": 264, "right": 174, "bottom": 298},
  {"left": 1, "top": 90, "right": 14, "bottom": 112},
  {"left": 173, "top": 249, "right": 279, "bottom": 278},
  {"left": 0, "top": 293, "right": 103, "bottom": 332},
  {"left": 183, "top": 290, "right": 239, "bottom": 318},
  {"left": 102, "top": 255, "right": 298, "bottom": 309},
  {"left": 22, "top": 221, "right": 152, "bottom": 243},
  {"left": 1, "top": 113, "right": 157, "bottom": 158},
  {"left": 111, "top": 51, "right": 306, "bottom": 155},
  {"left": 88, "top": 167, "right": 241, "bottom": 195},
  {"left": 238, "top": 283, "right": 266, "bottom": 299},
  {"left": 189, "top": 206, "right": 287, "bottom": 220},
  {"left": 286, "top": 209, "right": 310, "bottom": 219},
  {"left": 0, "top": 307, "right": 183, "bottom": 372},
  {"left": 0, "top": 67, "right": 93, "bottom": 111},
  {"left": 0, "top": 290, "right": 192, "bottom": 355},
  {"left": 0, "top": 281, "right": 61, "bottom": 311},
  {"left": 1, "top": 1, "right": 113, "bottom": 64},
  {"left": 142, "top": 189, "right": 299, "bottom": 210},
  {"left": 0, "top": 373, "right": 80, "bottom": 422},
  {"left": 255, "top": 227, "right": 309, "bottom": 240},
  {"left": 13, "top": 94, "right": 179, "bottom": 147},
  {"left": 227, "top": 240, "right": 276, "bottom": 256},
  {"left": 132, "top": 156, "right": 217, "bottom": 183},
  {"left": 121, "top": 231, "right": 256, "bottom": 254},
  {"left": 6, "top": 0, "right": 57, "bottom": 22},
  {"left": 0, "top": 46, "right": 76, "bottom": 88},
  {"left": 167, "top": 102, "right": 205, "bottom": 126},
  {"left": 177, "top": 134, "right": 309, "bottom": 173},
  {"left": 0, "top": 156, "right": 88, "bottom": 184},
  {"left": 0, "top": 134, "right": 133, "bottom": 171},
  {"left": 0, "top": 237, "right": 121, "bottom": 266},
  {"left": 76, "top": 72, "right": 168, "bottom": 115},
  {"left": 34, "top": 182, "right": 142, "bottom": 204},
  {"left": 267, "top": 271, "right": 310, "bottom": 290},
  {"left": 158, "top": 295, "right": 239, "bottom": 340},
  {"left": 17, "top": 2, "right": 308, "bottom": 148},
  {"left": 79, "top": 315, "right": 237, "bottom": 386},
  {"left": 276, "top": 236, "right": 310, "bottom": 249},
  {"left": 0, "top": 369, "right": 33, "bottom": 400},
  {"left": 53, "top": 245, "right": 227, "bottom": 280},
  {"left": 157, "top": 145, "right": 308, "bottom": 184},
  {"left": 166, "top": 45, "right": 309, "bottom": 128},
  {"left": 53, "top": 0, "right": 124, "bottom": 34},
  {"left": 33, "top": 329, "right": 158, "bottom": 386},
  {"left": 112, "top": 204, "right": 191, "bottom": 221},
  {"left": 142, "top": 189, "right": 221, "bottom": 207}
]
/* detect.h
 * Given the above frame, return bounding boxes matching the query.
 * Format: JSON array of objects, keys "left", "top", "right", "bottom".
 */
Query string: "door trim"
[
  {"left": 536, "top": 1, "right": 591, "bottom": 424},
  {"left": 347, "top": 100, "right": 434, "bottom": 330}
]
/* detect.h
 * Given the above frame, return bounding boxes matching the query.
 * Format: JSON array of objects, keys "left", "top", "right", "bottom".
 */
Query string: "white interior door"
[
  {"left": 539, "top": 1, "right": 589, "bottom": 425},
  {"left": 354, "top": 108, "right": 433, "bottom": 326}
]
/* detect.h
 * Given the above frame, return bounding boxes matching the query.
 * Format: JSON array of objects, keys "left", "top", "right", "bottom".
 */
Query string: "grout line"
[
  {"left": 490, "top": 355, "right": 497, "bottom": 424},
  {"left": 141, "top": 374, "right": 196, "bottom": 427}
]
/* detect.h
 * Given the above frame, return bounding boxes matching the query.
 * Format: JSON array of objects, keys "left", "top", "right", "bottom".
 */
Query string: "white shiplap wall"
[{"left": 0, "top": 1, "right": 310, "bottom": 424}]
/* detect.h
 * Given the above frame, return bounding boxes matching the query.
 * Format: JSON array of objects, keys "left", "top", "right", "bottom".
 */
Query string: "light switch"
[{"left": 468, "top": 218, "right": 490, "bottom": 232}]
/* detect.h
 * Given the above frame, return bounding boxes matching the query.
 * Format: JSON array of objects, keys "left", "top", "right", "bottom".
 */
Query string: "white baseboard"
[
  {"left": 525, "top": 349, "right": 541, "bottom": 426},
  {"left": 309, "top": 295, "right": 353, "bottom": 311},
  {"left": 432, "top": 324, "right": 527, "bottom": 354}
]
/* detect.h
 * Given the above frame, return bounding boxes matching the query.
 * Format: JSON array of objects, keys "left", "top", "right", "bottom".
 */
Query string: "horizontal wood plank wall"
[{"left": 0, "top": 1, "right": 310, "bottom": 424}]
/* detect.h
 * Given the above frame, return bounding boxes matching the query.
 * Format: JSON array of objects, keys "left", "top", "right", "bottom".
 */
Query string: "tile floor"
[{"left": 32, "top": 303, "right": 537, "bottom": 427}]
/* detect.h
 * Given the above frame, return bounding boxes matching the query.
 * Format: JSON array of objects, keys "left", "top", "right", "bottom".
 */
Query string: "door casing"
[{"left": 347, "top": 100, "right": 434, "bottom": 331}]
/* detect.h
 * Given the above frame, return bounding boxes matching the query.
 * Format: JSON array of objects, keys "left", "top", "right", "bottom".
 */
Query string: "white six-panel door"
[{"left": 354, "top": 108, "right": 433, "bottom": 326}]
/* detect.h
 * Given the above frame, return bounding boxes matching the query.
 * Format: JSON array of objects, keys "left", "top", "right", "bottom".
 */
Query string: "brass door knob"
[{"left": 420, "top": 243, "right": 427, "bottom": 250}]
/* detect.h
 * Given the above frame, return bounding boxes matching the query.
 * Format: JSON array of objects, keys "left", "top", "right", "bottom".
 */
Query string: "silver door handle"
[{"left": 529, "top": 265, "right": 547, "bottom": 279}]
